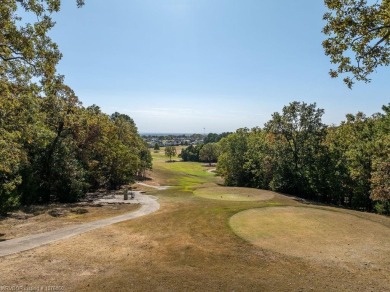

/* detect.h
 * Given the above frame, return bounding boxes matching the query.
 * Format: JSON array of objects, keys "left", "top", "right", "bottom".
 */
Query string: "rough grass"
[
  {"left": 1, "top": 147, "right": 390, "bottom": 291},
  {"left": 194, "top": 186, "right": 275, "bottom": 201}
]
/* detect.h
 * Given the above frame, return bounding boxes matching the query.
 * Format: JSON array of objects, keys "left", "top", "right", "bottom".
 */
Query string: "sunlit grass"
[
  {"left": 150, "top": 147, "right": 217, "bottom": 190},
  {"left": 194, "top": 186, "right": 275, "bottom": 201}
]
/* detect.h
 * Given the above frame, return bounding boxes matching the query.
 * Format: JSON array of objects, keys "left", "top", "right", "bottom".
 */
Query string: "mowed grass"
[
  {"left": 194, "top": 186, "right": 275, "bottom": 201},
  {"left": 149, "top": 147, "right": 219, "bottom": 190},
  {"left": 1, "top": 146, "right": 390, "bottom": 291},
  {"left": 230, "top": 206, "right": 390, "bottom": 266}
]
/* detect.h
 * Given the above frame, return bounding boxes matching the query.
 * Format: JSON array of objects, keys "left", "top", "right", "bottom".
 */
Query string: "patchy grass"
[
  {"left": 194, "top": 186, "right": 275, "bottom": 201},
  {"left": 1, "top": 147, "right": 390, "bottom": 291}
]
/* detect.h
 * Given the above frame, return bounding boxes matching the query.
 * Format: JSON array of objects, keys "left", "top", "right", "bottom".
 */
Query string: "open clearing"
[
  {"left": 230, "top": 206, "right": 390, "bottom": 267},
  {"left": 1, "top": 146, "right": 389, "bottom": 291},
  {"left": 194, "top": 186, "right": 275, "bottom": 201}
]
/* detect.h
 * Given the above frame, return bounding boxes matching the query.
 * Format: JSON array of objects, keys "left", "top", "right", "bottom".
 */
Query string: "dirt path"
[
  {"left": 136, "top": 182, "right": 170, "bottom": 190},
  {"left": 0, "top": 193, "right": 159, "bottom": 257}
]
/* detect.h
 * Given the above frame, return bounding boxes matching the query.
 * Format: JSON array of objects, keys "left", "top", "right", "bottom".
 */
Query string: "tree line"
[
  {"left": 179, "top": 132, "right": 229, "bottom": 163},
  {"left": 0, "top": 1, "right": 151, "bottom": 213},
  {"left": 0, "top": 82, "right": 152, "bottom": 213},
  {"left": 217, "top": 102, "right": 390, "bottom": 214}
]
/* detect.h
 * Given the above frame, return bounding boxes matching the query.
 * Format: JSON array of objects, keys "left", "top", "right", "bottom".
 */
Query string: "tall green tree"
[
  {"left": 138, "top": 143, "right": 153, "bottom": 178},
  {"left": 370, "top": 104, "right": 390, "bottom": 213},
  {"left": 265, "top": 102, "right": 327, "bottom": 198},
  {"left": 323, "top": 0, "right": 390, "bottom": 88},
  {"left": 165, "top": 146, "right": 177, "bottom": 162},
  {"left": 199, "top": 143, "right": 220, "bottom": 166},
  {"left": 180, "top": 144, "right": 203, "bottom": 162},
  {"left": 328, "top": 112, "right": 377, "bottom": 210},
  {"left": 243, "top": 128, "right": 274, "bottom": 190},
  {"left": 217, "top": 128, "right": 250, "bottom": 186}
]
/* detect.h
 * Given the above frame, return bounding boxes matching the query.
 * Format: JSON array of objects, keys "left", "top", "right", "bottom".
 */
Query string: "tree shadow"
[
  {"left": 0, "top": 233, "right": 6, "bottom": 242},
  {"left": 136, "top": 176, "right": 153, "bottom": 182}
]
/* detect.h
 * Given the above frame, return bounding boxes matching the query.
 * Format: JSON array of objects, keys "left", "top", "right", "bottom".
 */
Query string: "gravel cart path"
[{"left": 0, "top": 193, "right": 159, "bottom": 257}]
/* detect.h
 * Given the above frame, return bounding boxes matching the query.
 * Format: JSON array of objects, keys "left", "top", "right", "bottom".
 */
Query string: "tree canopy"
[
  {"left": 0, "top": 0, "right": 150, "bottom": 213},
  {"left": 199, "top": 143, "right": 220, "bottom": 166},
  {"left": 217, "top": 101, "right": 390, "bottom": 214},
  {"left": 323, "top": 0, "right": 390, "bottom": 88},
  {"left": 165, "top": 146, "right": 177, "bottom": 162}
]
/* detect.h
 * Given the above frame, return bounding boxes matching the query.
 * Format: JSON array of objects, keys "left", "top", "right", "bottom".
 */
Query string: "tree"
[
  {"left": 0, "top": 1, "right": 84, "bottom": 84},
  {"left": 370, "top": 104, "right": 390, "bottom": 214},
  {"left": 203, "top": 133, "right": 219, "bottom": 144},
  {"left": 264, "top": 102, "right": 327, "bottom": 198},
  {"left": 138, "top": 144, "right": 153, "bottom": 178},
  {"left": 323, "top": 0, "right": 390, "bottom": 88},
  {"left": 154, "top": 143, "right": 160, "bottom": 152},
  {"left": 0, "top": 1, "right": 154, "bottom": 212},
  {"left": 243, "top": 128, "right": 274, "bottom": 190},
  {"left": 215, "top": 102, "right": 389, "bottom": 214},
  {"left": 217, "top": 128, "right": 250, "bottom": 186},
  {"left": 199, "top": 143, "right": 220, "bottom": 166},
  {"left": 204, "top": 132, "right": 232, "bottom": 144},
  {"left": 165, "top": 146, "right": 177, "bottom": 162},
  {"left": 179, "top": 144, "right": 203, "bottom": 162}
]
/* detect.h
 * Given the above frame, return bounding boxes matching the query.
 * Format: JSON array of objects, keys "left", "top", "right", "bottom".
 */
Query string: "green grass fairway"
[
  {"left": 148, "top": 147, "right": 219, "bottom": 190},
  {"left": 194, "top": 186, "right": 275, "bottom": 201},
  {"left": 230, "top": 206, "right": 390, "bottom": 266}
]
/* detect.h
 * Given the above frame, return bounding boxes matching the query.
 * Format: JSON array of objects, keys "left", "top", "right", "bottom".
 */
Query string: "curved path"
[{"left": 0, "top": 193, "right": 159, "bottom": 257}]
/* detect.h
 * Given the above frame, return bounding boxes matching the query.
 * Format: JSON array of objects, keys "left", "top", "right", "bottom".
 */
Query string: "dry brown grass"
[
  {"left": 2, "top": 196, "right": 389, "bottom": 291},
  {"left": 1, "top": 150, "right": 390, "bottom": 291},
  {"left": 194, "top": 186, "right": 275, "bottom": 201},
  {"left": 230, "top": 206, "right": 390, "bottom": 268}
]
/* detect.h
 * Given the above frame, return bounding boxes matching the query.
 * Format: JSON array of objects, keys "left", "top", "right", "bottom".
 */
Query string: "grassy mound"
[
  {"left": 194, "top": 186, "right": 275, "bottom": 201},
  {"left": 230, "top": 206, "right": 390, "bottom": 266}
]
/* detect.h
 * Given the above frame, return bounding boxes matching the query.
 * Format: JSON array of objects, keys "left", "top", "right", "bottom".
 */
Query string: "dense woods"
[
  {"left": 0, "top": 83, "right": 151, "bottom": 214},
  {"left": 0, "top": 1, "right": 151, "bottom": 213},
  {"left": 217, "top": 102, "right": 390, "bottom": 214}
]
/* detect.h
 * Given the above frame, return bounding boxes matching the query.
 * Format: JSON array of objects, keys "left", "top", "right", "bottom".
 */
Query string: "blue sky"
[{"left": 49, "top": 0, "right": 389, "bottom": 133}]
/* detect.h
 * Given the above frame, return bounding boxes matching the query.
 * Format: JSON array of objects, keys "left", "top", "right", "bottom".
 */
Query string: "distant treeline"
[
  {"left": 179, "top": 132, "right": 230, "bottom": 162},
  {"left": 216, "top": 102, "right": 390, "bottom": 214}
]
